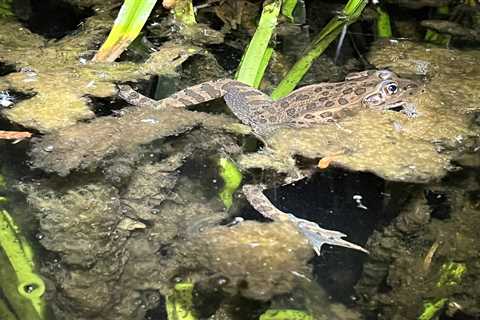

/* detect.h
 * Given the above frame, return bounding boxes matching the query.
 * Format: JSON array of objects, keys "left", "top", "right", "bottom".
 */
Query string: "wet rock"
[
  {"left": 178, "top": 221, "right": 313, "bottom": 301},
  {"left": 421, "top": 20, "right": 480, "bottom": 42},
  {"left": 239, "top": 41, "right": 480, "bottom": 184}
]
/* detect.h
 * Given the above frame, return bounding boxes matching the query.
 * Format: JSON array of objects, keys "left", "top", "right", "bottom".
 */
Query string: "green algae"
[
  {"left": 437, "top": 262, "right": 467, "bottom": 288},
  {"left": 166, "top": 283, "right": 198, "bottom": 320},
  {"left": 217, "top": 158, "right": 243, "bottom": 209},
  {"left": 0, "top": 10, "right": 201, "bottom": 132},
  {"left": 260, "top": 309, "right": 313, "bottom": 320},
  {"left": 418, "top": 299, "right": 447, "bottom": 320}
]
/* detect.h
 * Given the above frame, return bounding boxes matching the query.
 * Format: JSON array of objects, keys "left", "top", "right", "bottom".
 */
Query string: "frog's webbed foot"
[
  {"left": 284, "top": 213, "right": 368, "bottom": 255},
  {"left": 242, "top": 184, "right": 368, "bottom": 255}
]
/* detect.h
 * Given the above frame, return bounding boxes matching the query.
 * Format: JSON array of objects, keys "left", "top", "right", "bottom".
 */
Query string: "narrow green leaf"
[
  {"left": 271, "top": 0, "right": 368, "bottom": 99},
  {"left": 236, "top": 0, "right": 282, "bottom": 87},
  {"left": 93, "top": 0, "right": 157, "bottom": 62}
]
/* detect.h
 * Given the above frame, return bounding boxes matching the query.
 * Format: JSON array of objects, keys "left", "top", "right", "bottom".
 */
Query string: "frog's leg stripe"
[
  {"left": 200, "top": 83, "right": 221, "bottom": 98},
  {"left": 118, "top": 85, "right": 157, "bottom": 108},
  {"left": 183, "top": 88, "right": 208, "bottom": 102},
  {"left": 155, "top": 79, "right": 233, "bottom": 109}
]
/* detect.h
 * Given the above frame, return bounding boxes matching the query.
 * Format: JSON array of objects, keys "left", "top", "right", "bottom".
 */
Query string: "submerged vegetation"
[{"left": 1, "top": 0, "right": 480, "bottom": 320}]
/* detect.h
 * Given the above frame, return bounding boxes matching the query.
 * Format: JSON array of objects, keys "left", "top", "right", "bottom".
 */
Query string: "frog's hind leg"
[
  {"left": 118, "top": 85, "right": 158, "bottom": 108},
  {"left": 242, "top": 184, "right": 368, "bottom": 255}
]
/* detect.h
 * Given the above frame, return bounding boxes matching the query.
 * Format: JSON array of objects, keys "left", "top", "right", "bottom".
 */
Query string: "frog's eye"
[{"left": 385, "top": 82, "right": 398, "bottom": 95}]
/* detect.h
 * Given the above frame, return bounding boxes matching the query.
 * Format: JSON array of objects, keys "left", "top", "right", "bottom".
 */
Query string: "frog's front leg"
[{"left": 242, "top": 184, "right": 368, "bottom": 255}]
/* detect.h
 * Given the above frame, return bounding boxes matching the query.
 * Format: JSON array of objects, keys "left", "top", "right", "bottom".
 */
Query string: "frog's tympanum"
[{"left": 119, "top": 70, "right": 420, "bottom": 255}]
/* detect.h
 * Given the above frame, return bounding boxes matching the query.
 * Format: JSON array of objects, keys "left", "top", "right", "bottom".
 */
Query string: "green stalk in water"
[
  {"left": 418, "top": 299, "right": 448, "bottom": 320},
  {"left": 271, "top": 0, "right": 368, "bottom": 99},
  {"left": 0, "top": 209, "right": 47, "bottom": 320},
  {"left": 375, "top": 5, "right": 392, "bottom": 38},
  {"left": 281, "top": 0, "right": 298, "bottom": 22},
  {"left": 93, "top": 0, "right": 157, "bottom": 62},
  {"left": 0, "top": 0, "right": 13, "bottom": 17},
  {"left": 236, "top": 0, "right": 282, "bottom": 87},
  {"left": 173, "top": 0, "right": 196, "bottom": 26}
]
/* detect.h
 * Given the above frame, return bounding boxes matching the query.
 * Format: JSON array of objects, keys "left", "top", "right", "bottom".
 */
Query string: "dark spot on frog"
[
  {"left": 286, "top": 108, "right": 296, "bottom": 116},
  {"left": 320, "top": 111, "right": 333, "bottom": 118},
  {"left": 304, "top": 114, "right": 315, "bottom": 119},
  {"left": 279, "top": 101, "right": 289, "bottom": 108},
  {"left": 338, "top": 98, "right": 349, "bottom": 105},
  {"left": 322, "top": 91, "right": 329, "bottom": 96},
  {"left": 294, "top": 94, "right": 310, "bottom": 101},
  {"left": 306, "top": 103, "right": 317, "bottom": 111},
  {"left": 354, "top": 87, "right": 367, "bottom": 95},
  {"left": 326, "top": 85, "right": 334, "bottom": 90},
  {"left": 314, "top": 87, "right": 323, "bottom": 93},
  {"left": 318, "top": 97, "right": 328, "bottom": 103},
  {"left": 342, "top": 88, "right": 353, "bottom": 94},
  {"left": 325, "top": 100, "right": 335, "bottom": 108}
]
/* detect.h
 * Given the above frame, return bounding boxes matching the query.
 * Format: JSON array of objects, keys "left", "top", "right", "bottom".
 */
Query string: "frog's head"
[
  {"left": 344, "top": 69, "right": 420, "bottom": 110},
  {"left": 352, "top": 69, "right": 420, "bottom": 110}
]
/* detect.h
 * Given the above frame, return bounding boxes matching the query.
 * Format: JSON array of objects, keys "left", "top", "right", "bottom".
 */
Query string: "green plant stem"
[
  {"left": 418, "top": 299, "right": 447, "bottom": 320},
  {"left": 236, "top": 0, "right": 282, "bottom": 87},
  {"left": 0, "top": 210, "right": 47, "bottom": 320},
  {"left": 173, "top": 0, "right": 197, "bottom": 25},
  {"left": 281, "top": 0, "right": 298, "bottom": 21},
  {"left": 93, "top": 0, "right": 157, "bottom": 62},
  {"left": 376, "top": 6, "right": 392, "bottom": 38},
  {"left": 271, "top": 0, "right": 368, "bottom": 99},
  {"left": 0, "top": 298, "right": 17, "bottom": 320}
]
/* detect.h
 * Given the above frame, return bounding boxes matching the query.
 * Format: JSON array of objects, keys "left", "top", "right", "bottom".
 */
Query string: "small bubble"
[
  {"left": 24, "top": 284, "right": 38, "bottom": 294},
  {"left": 217, "top": 277, "right": 228, "bottom": 286},
  {"left": 43, "top": 145, "right": 54, "bottom": 152}
]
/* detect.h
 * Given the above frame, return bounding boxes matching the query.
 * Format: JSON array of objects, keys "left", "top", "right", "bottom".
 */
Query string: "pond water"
[{"left": 0, "top": 1, "right": 479, "bottom": 320}]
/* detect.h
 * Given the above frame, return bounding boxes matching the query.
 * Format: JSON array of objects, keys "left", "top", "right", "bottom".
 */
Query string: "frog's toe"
[{"left": 285, "top": 214, "right": 368, "bottom": 255}]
